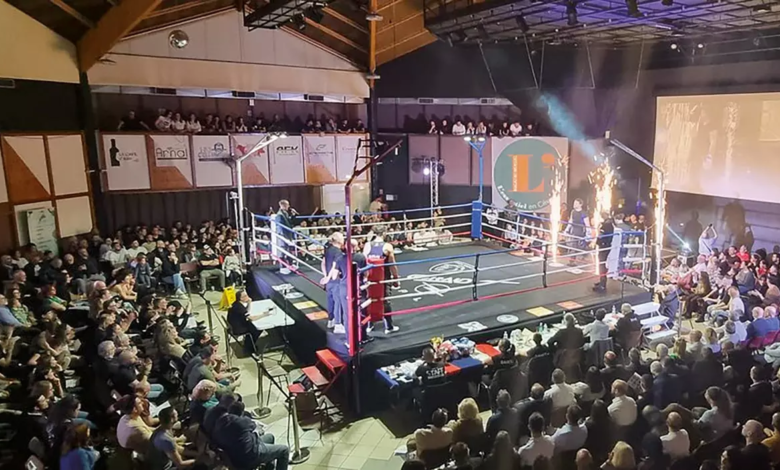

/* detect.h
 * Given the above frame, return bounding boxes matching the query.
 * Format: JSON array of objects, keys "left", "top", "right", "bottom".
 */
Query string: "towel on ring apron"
[{"left": 365, "top": 241, "right": 387, "bottom": 323}]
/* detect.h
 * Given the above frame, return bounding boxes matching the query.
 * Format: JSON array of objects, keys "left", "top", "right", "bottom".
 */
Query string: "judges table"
[
  {"left": 249, "top": 299, "right": 295, "bottom": 330},
  {"left": 375, "top": 344, "right": 502, "bottom": 389}
]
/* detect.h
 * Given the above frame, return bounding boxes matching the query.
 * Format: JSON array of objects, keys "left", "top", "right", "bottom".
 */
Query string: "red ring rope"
[{"left": 383, "top": 273, "right": 600, "bottom": 317}]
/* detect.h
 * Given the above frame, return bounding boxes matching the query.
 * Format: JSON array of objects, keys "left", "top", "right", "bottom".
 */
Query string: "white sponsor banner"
[
  {"left": 151, "top": 134, "right": 193, "bottom": 185},
  {"left": 192, "top": 135, "right": 233, "bottom": 187},
  {"left": 102, "top": 134, "right": 150, "bottom": 191},
  {"left": 303, "top": 135, "right": 337, "bottom": 184},
  {"left": 269, "top": 136, "right": 305, "bottom": 185},
  {"left": 232, "top": 134, "right": 270, "bottom": 186},
  {"left": 336, "top": 134, "right": 368, "bottom": 182},
  {"left": 27, "top": 208, "right": 59, "bottom": 255}
]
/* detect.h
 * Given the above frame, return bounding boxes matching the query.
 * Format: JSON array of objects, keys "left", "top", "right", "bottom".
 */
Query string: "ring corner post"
[{"left": 471, "top": 200, "right": 483, "bottom": 240}]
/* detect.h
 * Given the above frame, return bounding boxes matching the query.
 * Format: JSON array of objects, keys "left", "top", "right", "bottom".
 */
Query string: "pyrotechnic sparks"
[
  {"left": 549, "top": 168, "right": 563, "bottom": 264},
  {"left": 590, "top": 161, "right": 616, "bottom": 274}
]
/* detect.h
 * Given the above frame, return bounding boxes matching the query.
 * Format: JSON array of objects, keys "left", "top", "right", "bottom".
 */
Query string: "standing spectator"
[
  {"left": 155, "top": 110, "right": 173, "bottom": 132},
  {"left": 742, "top": 420, "right": 772, "bottom": 470},
  {"left": 440, "top": 119, "right": 450, "bottom": 134},
  {"left": 427, "top": 120, "right": 439, "bottom": 135},
  {"left": 236, "top": 116, "right": 248, "bottom": 133},
  {"left": 552, "top": 404, "right": 588, "bottom": 453},
  {"left": 447, "top": 398, "right": 484, "bottom": 445},
  {"left": 198, "top": 245, "right": 225, "bottom": 292},
  {"left": 485, "top": 390, "right": 520, "bottom": 444},
  {"left": 269, "top": 114, "right": 285, "bottom": 132},
  {"left": 451, "top": 119, "right": 466, "bottom": 136},
  {"left": 517, "top": 412, "right": 554, "bottom": 468},
  {"left": 660, "top": 411, "right": 690, "bottom": 459},
  {"left": 762, "top": 412, "right": 780, "bottom": 466},
  {"left": 185, "top": 113, "right": 202, "bottom": 134},
  {"left": 172, "top": 112, "right": 186, "bottom": 133},
  {"left": 223, "top": 115, "right": 237, "bottom": 133},
  {"left": 476, "top": 121, "right": 487, "bottom": 135},
  {"left": 118, "top": 110, "right": 150, "bottom": 131},
  {"left": 325, "top": 118, "right": 337, "bottom": 133},
  {"left": 212, "top": 116, "right": 222, "bottom": 133},
  {"left": 203, "top": 114, "right": 217, "bottom": 134},
  {"left": 465, "top": 121, "right": 476, "bottom": 135},
  {"left": 499, "top": 121, "right": 510, "bottom": 136},
  {"left": 602, "top": 441, "right": 635, "bottom": 470},
  {"left": 608, "top": 380, "right": 637, "bottom": 430},
  {"left": 338, "top": 119, "right": 351, "bottom": 133},
  {"left": 253, "top": 116, "right": 266, "bottom": 132},
  {"left": 509, "top": 120, "right": 523, "bottom": 136},
  {"left": 354, "top": 119, "right": 366, "bottom": 132}
]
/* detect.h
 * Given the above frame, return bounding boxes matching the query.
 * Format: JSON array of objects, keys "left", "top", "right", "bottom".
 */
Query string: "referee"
[{"left": 276, "top": 199, "right": 296, "bottom": 274}]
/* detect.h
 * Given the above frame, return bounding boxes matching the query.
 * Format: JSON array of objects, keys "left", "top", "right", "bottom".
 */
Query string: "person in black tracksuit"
[{"left": 594, "top": 212, "right": 615, "bottom": 292}]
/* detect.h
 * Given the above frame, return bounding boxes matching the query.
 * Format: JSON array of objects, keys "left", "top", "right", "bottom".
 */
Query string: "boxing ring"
[{"left": 248, "top": 201, "right": 652, "bottom": 369}]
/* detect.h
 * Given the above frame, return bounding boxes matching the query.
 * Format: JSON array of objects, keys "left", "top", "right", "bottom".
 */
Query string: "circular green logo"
[{"left": 494, "top": 138, "right": 562, "bottom": 211}]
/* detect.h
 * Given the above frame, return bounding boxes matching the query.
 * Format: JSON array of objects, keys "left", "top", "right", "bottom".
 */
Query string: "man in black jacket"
[
  {"left": 227, "top": 291, "right": 264, "bottom": 353},
  {"left": 594, "top": 211, "right": 615, "bottom": 292},
  {"left": 514, "top": 383, "right": 552, "bottom": 438}
]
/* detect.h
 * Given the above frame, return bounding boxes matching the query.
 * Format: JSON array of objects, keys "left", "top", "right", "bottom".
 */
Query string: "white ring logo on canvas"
[
  {"left": 414, "top": 283, "right": 450, "bottom": 296},
  {"left": 497, "top": 314, "right": 519, "bottom": 324},
  {"left": 429, "top": 261, "right": 474, "bottom": 275}
]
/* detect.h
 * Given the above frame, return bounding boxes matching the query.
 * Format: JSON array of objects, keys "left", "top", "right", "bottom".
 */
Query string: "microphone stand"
[
  {"left": 255, "top": 358, "right": 310, "bottom": 465},
  {"left": 195, "top": 291, "right": 215, "bottom": 336}
]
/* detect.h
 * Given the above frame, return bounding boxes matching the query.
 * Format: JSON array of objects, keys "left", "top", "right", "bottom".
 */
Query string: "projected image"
[{"left": 654, "top": 92, "right": 780, "bottom": 204}]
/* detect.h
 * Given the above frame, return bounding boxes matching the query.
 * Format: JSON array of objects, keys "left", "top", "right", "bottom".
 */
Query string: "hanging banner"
[
  {"left": 148, "top": 134, "right": 193, "bottom": 190},
  {"left": 101, "top": 134, "right": 150, "bottom": 191},
  {"left": 303, "top": 135, "right": 337, "bottom": 184},
  {"left": 27, "top": 208, "right": 58, "bottom": 255},
  {"left": 192, "top": 135, "right": 233, "bottom": 187},
  {"left": 269, "top": 136, "right": 305, "bottom": 185},
  {"left": 232, "top": 134, "right": 271, "bottom": 186},
  {"left": 490, "top": 137, "right": 569, "bottom": 212},
  {"left": 336, "top": 134, "right": 369, "bottom": 182}
]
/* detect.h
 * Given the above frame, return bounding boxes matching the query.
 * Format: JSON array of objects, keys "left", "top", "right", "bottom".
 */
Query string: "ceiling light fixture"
[
  {"left": 696, "top": 42, "right": 704, "bottom": 49},
  {"left": 625, "top": 0, "right": 641, "bottom": 17},
  {"left": 670, "top": 42, "right": 678, "bottom": 50},
  {"left": 567, "top": 1, "right": 579, "bottom": 26}
]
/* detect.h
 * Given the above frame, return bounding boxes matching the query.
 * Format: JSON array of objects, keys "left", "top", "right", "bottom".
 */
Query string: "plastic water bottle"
[
  {"left": 612, "top": 304, "right": 616, "bottom": 316},
  {"left": 503, "top": 331, "right": 508, "bottom": 340}
]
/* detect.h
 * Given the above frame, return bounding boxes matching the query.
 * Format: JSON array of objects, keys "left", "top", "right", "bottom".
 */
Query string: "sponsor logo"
[
  {"left": 494, "top": 138, "right": 563, "bottom": 211},
  {"left": 197, "top": 141, "right": 229, "bottom": 161},
  {"left": 107, "top": 138, "right": 140, "bottom": 167},
  {"left": 155, "top": 146, "right": 189, "bottom": 161}
]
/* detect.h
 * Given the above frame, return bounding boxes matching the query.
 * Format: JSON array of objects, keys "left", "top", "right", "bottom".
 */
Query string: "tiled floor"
[{"left": 189, "top": 291, "right": 419, "bottom": 469}]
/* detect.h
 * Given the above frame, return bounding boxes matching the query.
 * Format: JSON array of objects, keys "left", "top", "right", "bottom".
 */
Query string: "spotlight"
[
  {"left": 463, "top": 136, "right": 472, "bottom": 142},
  {"left": 423, "top": 167, "right": 430, "bottom": 176},
  {"left": 477, "top": 136, "right": 486, "bottom": 142},
  {"left": 670, "top": 43, "right": 678, "bottom": 50},
  {"left": 566, "top": 1, "right": 578, "bottom": 26},
  {"left": 662, "top": 0, "right": 673, "bottom": 5},
  {"left": 696, "top": 42, "right": 704, "bottom": 49},
  {"left": 625, "top": 0, "right": 640, "bottom": 17},
  {"left": 515, "top": 14, "right": 529, "bottom": 33}
]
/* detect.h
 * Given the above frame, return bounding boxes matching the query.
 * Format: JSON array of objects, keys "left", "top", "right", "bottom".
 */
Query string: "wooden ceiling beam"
[
  {"left": 304, "top": 17, "right": 367, "bottom": 53},
  {"left": 323, "top": 7, "right": 368, "bottom": 34},
  {"left": 143, "top": 0, "right": 224, "bottom": 19},
  {"left": 78, "top": 0, "right": 164, "bottom": 71},
  {"left": 48, "top": 0, "right": 95, "bottom": 28}
]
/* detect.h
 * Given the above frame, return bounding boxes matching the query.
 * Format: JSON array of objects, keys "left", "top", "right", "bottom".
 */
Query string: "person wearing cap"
[{"left": 197, "top": 245, "right": 225, "bottom": 292}]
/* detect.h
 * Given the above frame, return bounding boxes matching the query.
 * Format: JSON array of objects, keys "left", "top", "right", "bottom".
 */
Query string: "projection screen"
[{"left": 653, "top": 92, "right": 780, "bottom": 204}]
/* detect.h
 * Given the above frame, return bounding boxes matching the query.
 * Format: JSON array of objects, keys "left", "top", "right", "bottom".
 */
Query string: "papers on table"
[{"left": 250, "top": 299, "right": 294, "bottom": 330}]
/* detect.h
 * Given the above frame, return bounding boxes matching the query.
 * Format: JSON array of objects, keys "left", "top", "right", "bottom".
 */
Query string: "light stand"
[
  {"left": 232, "top": 132, "right": 286, "bottom": 266},
  {"left": 255, "top": 357, "right": 310, "bottom": 465},
  {"left": 464, "top": 135, "right": 487, "bottom": 201}
]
